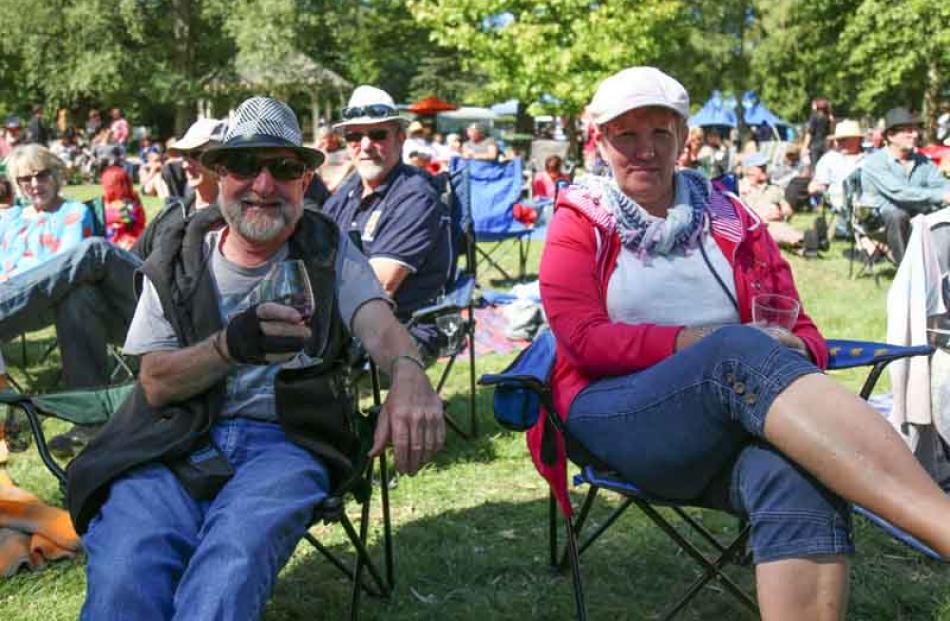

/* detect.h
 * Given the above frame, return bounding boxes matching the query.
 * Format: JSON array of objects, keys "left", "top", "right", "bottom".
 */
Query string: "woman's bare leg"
[
  {"left": 757, "top": 556, "right": 848, "bottom": 621},
  {"left": 764, "top": 372, "right": 950, "bottom": 557}
]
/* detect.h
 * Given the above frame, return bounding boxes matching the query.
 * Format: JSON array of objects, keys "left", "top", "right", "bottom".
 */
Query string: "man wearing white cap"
[
  {"left": 323, "top": 85, "right": 451, "bottom": 361},
  {"left": 70, "top": 96, "right": 444, "bottom": 619},
  {"left": 133, "top": 118, "right": 227, "bottom": 259},
  {"left": 808, "top": 119, "right": 866, "bottom": 237}
]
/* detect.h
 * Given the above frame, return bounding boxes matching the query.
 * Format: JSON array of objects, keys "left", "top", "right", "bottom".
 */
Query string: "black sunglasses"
[
  {"left": 16, "top": 169, "right": 52, "bottom": 186},
  {"left": 343, "top": 128, "right": 390, "bottom": 144},
  {"left": 341, "top": 104, "right": 397, "bottom": 120},
  {"left": 217, "top": 153, "right": 308, "bottom": 181}
]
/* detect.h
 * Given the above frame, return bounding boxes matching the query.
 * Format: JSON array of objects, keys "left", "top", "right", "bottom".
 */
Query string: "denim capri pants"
[{"left": 566, "top": 325, "right": 854, "bottom": 563}]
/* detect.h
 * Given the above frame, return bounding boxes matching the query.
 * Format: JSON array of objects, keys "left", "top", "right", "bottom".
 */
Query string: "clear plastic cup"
[{"left": 752, "top": 293, "right": 800, "bottom": 330}]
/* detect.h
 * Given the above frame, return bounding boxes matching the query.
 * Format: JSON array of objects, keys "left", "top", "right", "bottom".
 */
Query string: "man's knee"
[{"left": 880, "top": 206, "right": 910, "bottom": 226}]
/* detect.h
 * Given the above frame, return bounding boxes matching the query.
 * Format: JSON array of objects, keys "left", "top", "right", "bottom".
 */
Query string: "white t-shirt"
[
  {"left": 606, "top": 229, "right": 740, "bottom": 328},
  {"left": 814, "top": 150, "right": 864, "bottom": 209}
]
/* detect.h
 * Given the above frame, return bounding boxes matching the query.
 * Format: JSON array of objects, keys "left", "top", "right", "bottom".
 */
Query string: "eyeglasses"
[
  {"left": 341, "top": 104, "right": 397, "bottom": 120},
  {"left": 217, "top": 153, "right": 308, "bottom": 181},
  {"left": 16, "top": 169, "right": 52, "bottom": 186},
  {"left": 344, "top": 129, "right": 390, "bottom": 144}
]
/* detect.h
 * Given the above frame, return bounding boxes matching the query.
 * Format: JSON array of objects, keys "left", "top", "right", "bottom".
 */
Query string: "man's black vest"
[{"left": 66, "top": 206, "right": 356, "bottom": 533}]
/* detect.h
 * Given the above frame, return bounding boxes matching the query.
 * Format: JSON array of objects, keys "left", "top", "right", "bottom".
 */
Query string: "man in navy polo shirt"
[{"left": 323, "top": 85, "right": 451, "bottom": 359}]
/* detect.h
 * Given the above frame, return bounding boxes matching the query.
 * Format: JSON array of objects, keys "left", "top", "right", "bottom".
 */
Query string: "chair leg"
[
  {"left": 17, "top": 402, "right": 67, "bottom": 487},
  {"left": 467, "top": 314, "right": 477, "bottom": 437},
  {"left": 635, "top": 500, "right": 758, "bottom": 619},
  {"left": 558, "top": 486, "right": 600, "bottom": 568},
  {"left": 476, "top": 244, "right": 514, "bottom": 282},
  {"left": 379, "top": 452, "right": 394, "bottom": 589},
  {"left": 563, "top": 514, "right": 589, "bottom": 621},
  {"left": 573, "top": 496, "right": 634, "bottom": 560},
  {"left": 549, "top": 490, "right": 559, "bottom": 568}
]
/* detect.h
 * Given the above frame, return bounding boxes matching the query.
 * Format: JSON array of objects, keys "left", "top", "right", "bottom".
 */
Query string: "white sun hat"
[{"left": 334, "top": 85, "right": 407, "bottom": 129}]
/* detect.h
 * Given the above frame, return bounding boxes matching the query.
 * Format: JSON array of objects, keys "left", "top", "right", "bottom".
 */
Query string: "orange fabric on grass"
[{"left": 0, "top": 472, "right": 81, "bottom": 577}]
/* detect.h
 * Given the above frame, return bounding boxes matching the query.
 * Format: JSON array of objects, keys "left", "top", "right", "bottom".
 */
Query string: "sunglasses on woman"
[
  {"left": 217, "top": 153, "right": 308, "bottom": 181},
  {"left": 343, "top": 129, "right": 390, "bottom": 144},
  {"left": 340, "top": 104, "right": 397, "bottom": 120},
  {"left": 16, "top": 169, "right": 52, "bottom": 186}
]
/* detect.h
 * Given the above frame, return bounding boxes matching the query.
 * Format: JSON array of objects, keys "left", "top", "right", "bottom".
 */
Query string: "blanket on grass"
[{"left": 0, "top": 470, "right": 81, "bottom": 578}]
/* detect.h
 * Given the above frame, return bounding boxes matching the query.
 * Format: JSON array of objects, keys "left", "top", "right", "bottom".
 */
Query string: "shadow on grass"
[
  {"left": 272, "top": 497, "right": 950, "bottom": 621},
  {"left": 270, "top": 496, "right": 766, "bottom": 621}
]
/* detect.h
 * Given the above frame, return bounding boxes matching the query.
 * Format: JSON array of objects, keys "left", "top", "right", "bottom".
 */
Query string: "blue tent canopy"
[
  {"left": 742, "top": 91, "right": 791, "bottom": 128},
  {"left": 688, "top": 91, "right": 738, "bottom": 128}
]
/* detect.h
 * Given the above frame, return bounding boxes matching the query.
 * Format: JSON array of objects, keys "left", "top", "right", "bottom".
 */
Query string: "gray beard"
[
  {"left": 355, "top": 159, "right": 389, "bottom": 183},
  {"left": 221, "top": 197, "right": 294, "bottom": 242}
]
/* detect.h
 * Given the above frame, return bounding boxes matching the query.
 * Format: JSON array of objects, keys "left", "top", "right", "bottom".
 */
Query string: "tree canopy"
[{"left": 0, "top": 0, "right": 945, "bottom": 137}]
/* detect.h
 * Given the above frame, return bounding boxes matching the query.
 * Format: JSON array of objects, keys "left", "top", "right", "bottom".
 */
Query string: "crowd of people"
[{"left": 0, "top": 70, "right": 948, "bottom": 619}]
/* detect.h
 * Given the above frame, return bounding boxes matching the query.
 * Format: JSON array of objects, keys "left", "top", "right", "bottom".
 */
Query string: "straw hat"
[{"left": 831, "top": 119, "right": 863, "bottom": 140}]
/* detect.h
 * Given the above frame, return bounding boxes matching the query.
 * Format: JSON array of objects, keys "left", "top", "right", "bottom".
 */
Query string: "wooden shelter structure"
[{"left": 206, "top": 52, "right": 352, "bottom": 143}]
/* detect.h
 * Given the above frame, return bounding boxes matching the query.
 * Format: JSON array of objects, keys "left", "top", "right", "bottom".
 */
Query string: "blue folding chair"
[
  {"left": 450, "top": 157, "right": 534, "bottom": 282},
  {"left": 480, "top": 329, "right": 939, "bottom": 620}
]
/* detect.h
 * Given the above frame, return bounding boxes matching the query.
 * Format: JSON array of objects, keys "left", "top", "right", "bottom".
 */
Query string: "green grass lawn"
[{"left": 2, "top": 189, "right": 947, "bottom": 620}]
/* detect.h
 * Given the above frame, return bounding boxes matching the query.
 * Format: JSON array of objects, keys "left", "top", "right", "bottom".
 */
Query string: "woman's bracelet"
[{"left": 390, "top": 353, "right": 425, "bottom": 377}]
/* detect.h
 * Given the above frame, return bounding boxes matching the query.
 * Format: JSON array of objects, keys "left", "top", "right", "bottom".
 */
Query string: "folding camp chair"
[
  {"left": 7, "top": 196, "right": 134, "bottom": 390},
  {"left": 403, "top": 169, "right": 479, "bottom": 438},
  {"left": 0, "top": 366, "right": 394, "bottom": 620},
  {"left": 843, "top": 169, "right": 892, "bottom": 280},
  {"left": 450, "top": 157, "right": 535, "bottom": 282},
  {"left": 480, "top": 329, "right": 938, "bottom": 620},
  {"left": 347, "top": 168, "right": 480, "bottom": 440}
]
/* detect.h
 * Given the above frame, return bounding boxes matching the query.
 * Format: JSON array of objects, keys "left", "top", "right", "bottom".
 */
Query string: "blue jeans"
[
  {"left": 81, "top": 418, "right": 330, "bottom": 621},
  {"left": 566, "top": 325, "right": 854, "bottom": 563},
  {"left": 0, "top": 238, "right": 140, "bottom": 387}
]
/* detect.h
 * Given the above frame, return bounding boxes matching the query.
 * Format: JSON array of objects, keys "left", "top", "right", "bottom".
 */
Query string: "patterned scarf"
[{"left": 579, "top": 169, "right": 710, "bottom": 258}]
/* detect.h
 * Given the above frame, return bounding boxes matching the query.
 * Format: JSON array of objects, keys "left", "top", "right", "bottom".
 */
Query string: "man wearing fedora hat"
[
  {"left": 323, "top": 85, "right": 451, "bottom": 361},
  {"left": 809, "top": 119, "right": 867, "bottom": 237},
  {"left": 861, "top": 107, "right": 949, "bottom": 263},
  {"left": 69, "top": 96, "right": 444, "bottom": 620}
]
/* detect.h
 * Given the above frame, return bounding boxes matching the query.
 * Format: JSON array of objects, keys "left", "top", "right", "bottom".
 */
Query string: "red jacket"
[{"left": 533, "top": 182, "right": 828, "bottom": 515}]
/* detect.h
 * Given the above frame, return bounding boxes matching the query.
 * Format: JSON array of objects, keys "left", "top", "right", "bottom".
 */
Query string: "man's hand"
[
  {"left": 369, "top": 359, "right": 444, "bottom": 475},
  {"left": 224, "top": 302, "right": 310, "bottom": 364}
]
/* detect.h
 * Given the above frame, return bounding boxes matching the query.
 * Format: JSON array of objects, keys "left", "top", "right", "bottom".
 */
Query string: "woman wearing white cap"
[{"left": 536, "top": 66, "right": 950, "bottom": 616}]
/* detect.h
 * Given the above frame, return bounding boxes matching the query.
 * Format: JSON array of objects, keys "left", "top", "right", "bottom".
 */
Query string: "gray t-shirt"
[{"left": 124, "top": 228, "right": 387, "bottom": 421}]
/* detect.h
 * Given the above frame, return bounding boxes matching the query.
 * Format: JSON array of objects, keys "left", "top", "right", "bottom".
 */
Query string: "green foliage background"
[{"left": 0, "top": 0, "right": 946, "bottom": 136}]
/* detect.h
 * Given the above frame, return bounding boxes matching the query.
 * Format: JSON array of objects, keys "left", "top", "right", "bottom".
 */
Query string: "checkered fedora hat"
[{"left": 202, "top": 96, "right": 324, "bottom": 168}]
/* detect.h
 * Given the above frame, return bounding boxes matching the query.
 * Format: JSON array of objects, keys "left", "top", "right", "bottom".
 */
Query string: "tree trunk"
[
  {"left": 170, "top": 0, "right": 196, "bottom": 137},
  {"left": 922, "top": 60, "right": 940, "bottom": 144},
  {"left": 566, "top": 113, "right": 579, "bottom": 163}
]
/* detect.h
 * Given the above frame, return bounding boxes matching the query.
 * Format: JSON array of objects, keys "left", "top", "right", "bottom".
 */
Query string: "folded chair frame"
[{"left": 481, "top": 330, "right": 938, "bottom": 621}]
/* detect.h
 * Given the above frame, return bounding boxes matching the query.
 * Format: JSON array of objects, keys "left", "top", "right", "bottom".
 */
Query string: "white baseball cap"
[
  {"left": 169, "top": 118, "right": 227, "bottom": 153},
  {"left": 588, "top": 66, "right": 690, "bottom": 126},
  {"left": 334, "top": 85, "right": 407, "bottom": 129}
]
